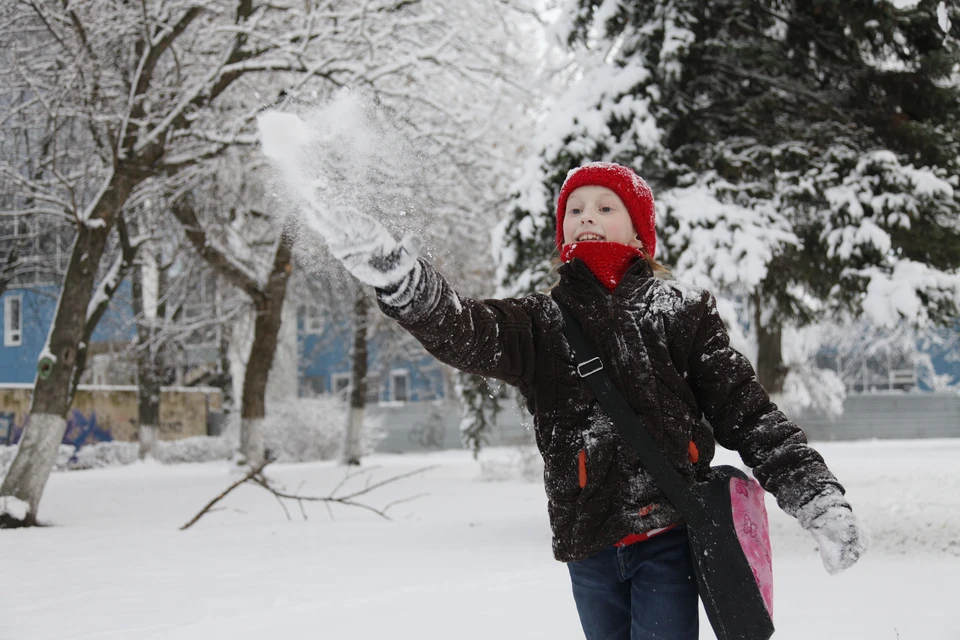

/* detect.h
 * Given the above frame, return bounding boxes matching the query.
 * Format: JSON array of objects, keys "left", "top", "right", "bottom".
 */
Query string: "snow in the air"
[
  {"left": 1, "top": 439, "right": 957, "bottom": 640},
  {"left": 256, "top": 90, "right": 429, "bottom": 289}
]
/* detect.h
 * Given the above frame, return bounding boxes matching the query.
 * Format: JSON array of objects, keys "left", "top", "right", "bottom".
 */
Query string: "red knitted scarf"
[{"left": 560, "top": 241, "right": 644, "bottom": 291}]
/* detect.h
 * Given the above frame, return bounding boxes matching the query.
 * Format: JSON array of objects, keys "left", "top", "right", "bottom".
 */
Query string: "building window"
[
  {"left": 299, "top": 305, "right": 324, "bottom": 335},
  {"left": 331, "top": 373, "right": 382, "bottom": 402},
  {"left": 332, "top": 373, "right": 351, "bottom": 399},
  {"left": 390, "top": 369, "right": 409, "bottom": 403},
  {"left": 365, "top": 374, "right": 381, "bottom": 403},
  {"left": 4, "top": 295, "right": 22, "bottom": 347},
  {"left": 302, "top": 375, "right": 326, "bottom": 397}
]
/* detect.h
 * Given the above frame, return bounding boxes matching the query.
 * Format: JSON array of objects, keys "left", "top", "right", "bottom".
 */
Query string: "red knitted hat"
[{"left": 555, "top": 162, "right": 656, "bottom": 258}]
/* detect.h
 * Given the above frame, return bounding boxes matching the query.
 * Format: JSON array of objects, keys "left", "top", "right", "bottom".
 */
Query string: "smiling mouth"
[{"left": 576, "top": 233, "right": 605, "bottom": 241}]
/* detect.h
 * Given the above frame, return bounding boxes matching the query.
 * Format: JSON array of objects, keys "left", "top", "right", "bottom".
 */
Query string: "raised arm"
[
  {"left": 375, "top": 259, "right": 538, "bottom": 389},
  {"left": 287, "top": 196, "right": 539, "bottom": 389},
  {"left": 682, "top": 290, "right": 868, "bottom": 574},
  {"left": 256, "top": 111, "right": 539, "bottom": 387}
]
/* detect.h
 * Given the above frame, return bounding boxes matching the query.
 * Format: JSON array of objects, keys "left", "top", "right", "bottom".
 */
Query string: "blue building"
[
  {"left": 0, "top": 284, "right": 142, "bottom": 385},
  {"left": 296, "top": 303, "right": 447, "bottom": 404},
  {"left": 1, "top": 287, "right": 53, "bottom": 385},
  {"left": 0, "top": 281, "right": 447, "bottom": 416}
]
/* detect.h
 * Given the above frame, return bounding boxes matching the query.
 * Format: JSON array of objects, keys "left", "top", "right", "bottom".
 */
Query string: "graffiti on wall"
[
  {"left": 63, "top": 410, "right": 115, "bottom": 447},
  {"left": 1, "top": 410, "right": 115, "bottom": 448},
  {"left": 1, "top": 413, "right": 200, "bottom": 448},
  {"left": 159, "top": 420, "right": 184, "bottom": 434},
  {"left": 0, "top": 386, "right": 218, "bottom": 448}
]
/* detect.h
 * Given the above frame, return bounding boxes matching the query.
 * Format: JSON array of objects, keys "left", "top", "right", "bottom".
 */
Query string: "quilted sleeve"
[{"left": 683, "top": 290, "right": 845, "bottom": 515}]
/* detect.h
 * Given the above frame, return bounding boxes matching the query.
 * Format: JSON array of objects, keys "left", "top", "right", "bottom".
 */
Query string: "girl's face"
[{"left": 562, "top": 186, "right": 643, "bottom": 249}]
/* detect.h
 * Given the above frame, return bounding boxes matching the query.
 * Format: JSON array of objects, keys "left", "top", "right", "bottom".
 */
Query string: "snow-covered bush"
[
  {"left": 777, "top": 365, "right": 846, "bottom": 422},
  {"left": 0, "top": 396, "right": 385, "bottom": 477},
  {"left": 70, "top": 442, "right": 139, "bottom": 469},
  {"left": 261, "top": 395, "right": 384, "bottom": 463},
  {"left": 1, "top": 437, "right": 236, "bottom": 475},
  {"left": 0, "top": 445, "right": 76, "bottom": 478},
  {"left": 478, "top": 445, "right": 544, "bottom": 483},
  {"left": 37, "top": 437, "right": 234, "bottom": 471},
  {"left": 156, "top": 436, "right": 234, "bottom": 465},
  {"left": 774, "top": 325, "right": 848, "bottom": 420}
]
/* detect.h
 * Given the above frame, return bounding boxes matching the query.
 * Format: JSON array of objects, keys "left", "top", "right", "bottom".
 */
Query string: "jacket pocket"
[
  {"left": 575, "top": 432, "right": 617, "bottom": 515},
  {"left": 578, "top": 448, "right": 587, "bottom": 488},
  {"left": 541, "top": 424, "right": 585, "bottom": 503}
]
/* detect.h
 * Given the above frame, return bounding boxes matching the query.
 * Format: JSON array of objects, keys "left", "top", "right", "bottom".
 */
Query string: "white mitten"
[
  {"left": 794, "top": 488, "right": 870, "bottom": 575},
  {"left": 327, "top": 220, "right": 420, "bottom": 289}
]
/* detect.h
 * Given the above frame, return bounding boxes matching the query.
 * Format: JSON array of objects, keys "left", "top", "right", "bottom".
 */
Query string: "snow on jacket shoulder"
[{"left": 377, "top": 257, "right": 844, "bottom": 562}]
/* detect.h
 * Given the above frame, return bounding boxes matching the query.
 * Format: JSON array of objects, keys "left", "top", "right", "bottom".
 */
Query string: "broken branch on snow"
[{"left": 180, "top": 460, "right": 436, "bottom": 530}]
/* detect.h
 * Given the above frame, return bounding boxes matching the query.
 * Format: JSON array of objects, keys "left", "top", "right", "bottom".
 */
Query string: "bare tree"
[
  {"left": 0, "top": 226, "right": 59, "bottom": 298},
  {"left": 0, "top": 89, "right": 75, "bottom": 303},
  {"left": 169, "top": 194, "right": 293, "bottom": 467},
  {"left": 125, "top": 198, "right": 243, "bottom": 460},
  {"left": 342, "top": 288, "right": 370, "bottom": 466},
  {"left": 127, "top": 199, "right": 191, "bottom": 460},
  {"left": 0, "top": 0, "right": 389, "bottom": 526},
  {"left": 0, "top": 0, "right": 543, "bottom": 525}
]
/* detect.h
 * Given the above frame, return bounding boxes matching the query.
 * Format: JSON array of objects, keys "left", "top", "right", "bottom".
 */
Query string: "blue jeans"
[{"left": 567, "top": 526, "right": 699, "bottom": 640}]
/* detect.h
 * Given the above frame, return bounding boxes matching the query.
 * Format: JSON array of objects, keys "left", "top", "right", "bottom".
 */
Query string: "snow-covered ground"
[{"left": 1, "top": 439, "right": 957, "bottom": 640}]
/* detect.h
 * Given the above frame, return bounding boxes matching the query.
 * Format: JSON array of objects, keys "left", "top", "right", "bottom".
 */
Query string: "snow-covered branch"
[
  {"left": 858, "top": 260, "right": 960, "bottom": 329},
  {"left": 169, "top": 196, "right": 266, "bottom": 303}
]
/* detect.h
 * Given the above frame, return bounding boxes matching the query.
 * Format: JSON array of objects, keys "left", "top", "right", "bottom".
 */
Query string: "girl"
[{"left": 313, "top": 162, "right": 868, "bottom": 640}]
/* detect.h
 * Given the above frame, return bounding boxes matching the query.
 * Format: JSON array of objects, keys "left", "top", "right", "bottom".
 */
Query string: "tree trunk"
[
  {"left": 217, "top": 322, "right": 235, "bottom": 413},
  {"left": 238, "top": 236, "right": 293, "bottom": 467},
  {"left": 342, "top": 289, "right": 370, "bottom": 466},
  {"left": 171, "top": 200, "right": 296, "bottom": 466},
  {"left": 131, "top": 244, "right": 164, "bottom": 461},
  {"left": 753, "top": 293, "right": 788, "bottom": 395},
  {"left": 0, "top": 175, "right": 134, "bottom": 526},
  {"left": 134, "top": 335, "right": 163, "bottom": 461}
]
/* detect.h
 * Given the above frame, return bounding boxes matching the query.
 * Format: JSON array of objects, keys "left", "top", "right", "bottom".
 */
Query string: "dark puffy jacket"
[{"left": 378, "top": 257, "right": 844, "bottom": 562}]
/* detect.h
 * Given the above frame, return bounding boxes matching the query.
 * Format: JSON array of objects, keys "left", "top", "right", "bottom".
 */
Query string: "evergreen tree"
[
  {"left": 500, "top": 0, "right": 960, "bottom": 393},
  {"left": 455, "top": 371, "right": 504, "bottom": 458}
]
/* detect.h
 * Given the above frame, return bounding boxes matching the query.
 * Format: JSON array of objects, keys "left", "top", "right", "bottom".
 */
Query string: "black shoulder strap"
[{"left": 556, "top": 300, "right": 709, "bottom": 528}]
